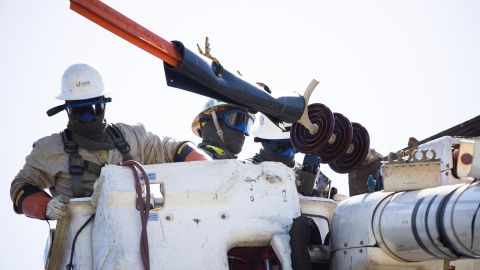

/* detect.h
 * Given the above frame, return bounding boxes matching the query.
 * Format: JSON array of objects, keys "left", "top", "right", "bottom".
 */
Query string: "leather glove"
[{"left": 46, "top": 195, "right": 70, "bottom": 220}]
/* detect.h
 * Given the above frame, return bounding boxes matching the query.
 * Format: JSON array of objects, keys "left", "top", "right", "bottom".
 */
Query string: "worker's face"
[
  {"left": 200, "top": 120, "right": 246, "bottom": 155},
  {"left": 220, "top": 122, "right": 246, "bottom": 154},
  {"left": 66, "top": 97, "right": 106, "bottom": 123},
  {"left": 66, "top": 97, "right": 108, "bottom": 138},
  {"left": 261, "top": 139, "right": 295, "bottom": 158},
  {"left": 201, "top": 107, "right": 254, "bottom": 136},
  {"left": 219, "top": 109, "right": 254, "bottom": 136}
]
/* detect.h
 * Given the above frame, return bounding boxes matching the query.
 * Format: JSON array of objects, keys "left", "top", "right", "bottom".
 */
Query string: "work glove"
[{"left": 46, "top": 195, "right": 70, "bottom": 220}]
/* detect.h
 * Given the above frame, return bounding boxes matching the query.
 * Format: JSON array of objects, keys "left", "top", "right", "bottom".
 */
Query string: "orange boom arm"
[{"left": 70, "top": 0, "right": 182, "bottom": 67}]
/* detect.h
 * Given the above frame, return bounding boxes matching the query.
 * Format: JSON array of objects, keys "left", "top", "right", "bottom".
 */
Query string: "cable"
[{"left": 66, "top": 214, "right": 95, "bottom": 270}]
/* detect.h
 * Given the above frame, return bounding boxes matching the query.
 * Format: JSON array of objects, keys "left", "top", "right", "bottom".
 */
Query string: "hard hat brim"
[{"left": 56, "top": 91, "right": 110, "bottom": 101}]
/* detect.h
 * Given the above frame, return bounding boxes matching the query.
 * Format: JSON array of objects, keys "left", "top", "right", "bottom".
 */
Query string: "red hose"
[{"left": 122, "top": 160, "right": 151, "bottom": 270}]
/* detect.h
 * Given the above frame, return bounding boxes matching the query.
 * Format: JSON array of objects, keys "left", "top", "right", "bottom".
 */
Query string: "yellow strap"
[
  {"left": 206, "top": 145, "right": 225, "bottom": 156},
  {"left": 100, "top": 149, "right": 109, "bottom": 161},
  {"left": 15, "top": 190, "right": 24, "bottom": 207}
]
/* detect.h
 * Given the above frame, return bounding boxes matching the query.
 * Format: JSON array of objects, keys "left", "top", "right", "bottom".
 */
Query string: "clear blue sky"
[{"left": 1, "top": 1, "right": 479, "bottom": 268}]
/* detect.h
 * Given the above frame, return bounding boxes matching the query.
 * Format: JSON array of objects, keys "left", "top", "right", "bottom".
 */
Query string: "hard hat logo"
[
  {"left": 75, "top": 81, "right": 91, "bottom": 87},
  {"left": 251, "top": 112, "right": 291, "bottom": 140},
  {"left": 57, "top": 63, "right": 108, "bottom": 101}
]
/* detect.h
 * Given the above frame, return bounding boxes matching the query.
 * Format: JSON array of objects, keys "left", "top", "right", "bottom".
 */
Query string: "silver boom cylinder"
[{"left": 372, "top": 181, "right": 480, "bottom": 261}]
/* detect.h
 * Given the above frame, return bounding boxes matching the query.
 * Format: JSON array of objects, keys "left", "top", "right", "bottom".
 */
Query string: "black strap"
[
  {"left": 62, "top": 129, "right": 104, "bottom": 198},
  {"left": 62, "top": 125, "right": 133, "bottom": 197},
  {"left": 62, "top": 129, "right": 85, "bottom": 198},
  {"left": 68, "top": 154, "right": 85, "bottom": 198},
  {"left": 106, "top": 124, "right": 133, "bottom": 161},
  {"left": 61, "top": 129, "right": 78, "bottom": 154}
]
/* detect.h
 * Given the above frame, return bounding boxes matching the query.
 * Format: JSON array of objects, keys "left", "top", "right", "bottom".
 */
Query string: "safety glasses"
[
  {"left": 222, "top": 109, "right": 254, "bottom": 135},
  {"left": 265, "top": 139, "right": 296, "bottom": 158},
  {"left": 201, "top": 109, "right": 254, "bottom": 135},
  {"left": 65, "top": 97, "right": 110, "bottom": 122},
  {"left": 47, "top": 97, "right": 111, "bottom": 118}
]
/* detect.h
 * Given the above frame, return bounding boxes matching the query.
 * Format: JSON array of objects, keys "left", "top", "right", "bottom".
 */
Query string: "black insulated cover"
[{"left": 164, "top": 41, "right": 305, "bottom": 123}]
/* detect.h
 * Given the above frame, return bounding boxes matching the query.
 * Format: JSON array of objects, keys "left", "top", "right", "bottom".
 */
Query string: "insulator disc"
[
  {"left": 317, "top": 113, "right": 353, "bottom": 163},
  {"left": 329, "top": 122, "right": 370, "bottom": 174},
  {"left": 290, "top": 103, "right": 335, "bottom": 154}
]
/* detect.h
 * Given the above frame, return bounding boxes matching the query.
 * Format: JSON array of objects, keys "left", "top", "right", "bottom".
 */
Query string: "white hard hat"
[
  {"left": 57, "top": 63, "right": 107, "bottom": 100},
  {"left": 191, "top": 99, "right": 232, "bottom": 137},
  {"left": 251, "top": 112, "right": 291, "bottom": 140},
  {"left": 191, "top": 99, "right": 256, "bottom": 137}
]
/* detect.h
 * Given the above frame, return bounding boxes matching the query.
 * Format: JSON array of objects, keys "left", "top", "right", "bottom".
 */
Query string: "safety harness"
[{"left": 61, "top": 124, "right": 132, "bottom": 197}]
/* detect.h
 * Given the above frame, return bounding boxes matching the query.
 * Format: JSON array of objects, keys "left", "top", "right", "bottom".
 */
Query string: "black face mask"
[
  {"left": 257, "top": 141, "right": 296, "bottom": 168},
  {"left": 67, "top": 111, "right": 108, "bottom": 140},
  {"left": 200, "top": 120, "right": 245, "bottom": 155}
]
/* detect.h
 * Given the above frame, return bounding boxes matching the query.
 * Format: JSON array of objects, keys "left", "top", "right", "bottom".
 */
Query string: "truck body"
[{"left": 44, "top": 136, "right": 480, "bottom": 270}]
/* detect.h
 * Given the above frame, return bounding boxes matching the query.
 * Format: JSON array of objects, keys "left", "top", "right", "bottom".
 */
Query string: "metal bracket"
[
  {"left": 197, "top": 37, "right": 221, "bottom": 66},
  {"left": 296, "top": 79, "right": 319, "bottom": 134}
]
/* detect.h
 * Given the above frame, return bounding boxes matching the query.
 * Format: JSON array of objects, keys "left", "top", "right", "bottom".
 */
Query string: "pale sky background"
[{"left": 1, "top": 0, "right": 479, "bottom": 268}]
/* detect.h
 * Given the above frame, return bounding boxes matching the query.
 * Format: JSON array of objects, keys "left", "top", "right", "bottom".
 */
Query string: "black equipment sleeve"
[{"left": 164, "top": 41, "right": 305, "bottom": 123}]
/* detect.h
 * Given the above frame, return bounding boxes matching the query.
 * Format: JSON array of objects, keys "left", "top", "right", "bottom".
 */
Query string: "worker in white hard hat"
[
  {"left": 192, "top": 99, "right": 255, "bottom": 159},
  {"left": 10, "top": 63, "right": 211, "bottom": 221},
  {"left": 248, "top": 112, "right": 297, "bottom": 167},
  {"left": 248, "top": 112, "right": 335, "bottom": 197}
]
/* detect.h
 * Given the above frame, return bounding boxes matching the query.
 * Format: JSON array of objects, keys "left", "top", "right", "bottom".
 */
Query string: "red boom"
[{"left": 70, "top": 0, "right": 182, "bottom": 67}]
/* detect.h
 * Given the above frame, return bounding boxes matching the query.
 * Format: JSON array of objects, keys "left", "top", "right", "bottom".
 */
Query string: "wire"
[{"left": 66, "top": 214, "right": 95, "bottom": 270}]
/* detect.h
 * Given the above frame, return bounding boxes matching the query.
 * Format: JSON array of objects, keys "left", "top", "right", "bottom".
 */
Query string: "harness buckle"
[
  {"left": 69, "top": 165, "right": 84, "bottom": 176},
  {"left": 115, "top": 139, "right": 131, "bottom": 153},
  {"left": 64, "top": 140, "right": 78, "bottom": 154},
  {"left": 69, "top": 155, "right": 84, "bottom": 176}
]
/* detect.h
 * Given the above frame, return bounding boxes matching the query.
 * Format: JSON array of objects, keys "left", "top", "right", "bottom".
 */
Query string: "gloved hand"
[{"left": 46, "top": 195, "right": 70, "bottom": 220}]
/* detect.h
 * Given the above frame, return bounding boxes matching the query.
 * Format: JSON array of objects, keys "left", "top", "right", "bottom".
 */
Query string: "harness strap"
[
  {"left": 62, "top": 129, "right": 85, "bottom": 197},
  {"left": 61, "top": 129, "right": 78, "bottom": 154},
  {"left": 69, "top": 154, "right": 85, "bottom": 198},
  {"left": 107, "top": 124, "right": 133, "bottom": 161},
  {"left": 62, "top": 124, "right": 132, "bottom": 197},
  {"left": 211, "top": 110, "right": 225, "bottom": 144}
]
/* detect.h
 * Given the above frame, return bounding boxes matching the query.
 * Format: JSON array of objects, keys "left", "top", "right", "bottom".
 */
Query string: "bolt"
[
  {"left": 220, "top": 213, "right": 228, "bottom": 219},
  {"left": 346, "top": 144, "right": 355, "bottom": 154},
  {"left": 461, "top": 153, "right": 473, "bottom": 165},
  {"left": 344, "top": 250, "right": 347, "bottom": 255},
  {"left": 165, "top": 215, "right": 172, "bottom": 221},
  {"left": 328, "top": 134, "right": 337, "bottom": 144},
  {"left": 360, "top": 240, "right": 364, "bottom": 245},
  {"left": 344, "top": 242, "right": 348, "bottom": 248},
  {"left": 359, "top": 248, "right": 363, "bottom": 253}
]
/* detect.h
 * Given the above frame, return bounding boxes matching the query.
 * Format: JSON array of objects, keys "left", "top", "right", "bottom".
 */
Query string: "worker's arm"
[
  {"left": 174, "top": 142, "right": 212, "bottom": 162},
  {"left": 14, "top": 186, "right": 69, "bottom": 220},
  {"left": 116, "top": 123, "right": 212, "bottom": 164},
  {"left": 14, "top": 185, "right": 51, "bottom": 219},
  {"left": 10, "top": 135, "right": 63, "bottom": 219}
]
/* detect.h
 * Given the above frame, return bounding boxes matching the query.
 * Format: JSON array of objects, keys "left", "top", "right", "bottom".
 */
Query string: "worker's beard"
[{"left": 67, "top": 112, "right": 107, "bottom": 140}]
